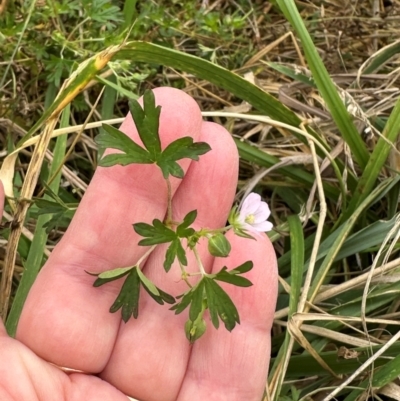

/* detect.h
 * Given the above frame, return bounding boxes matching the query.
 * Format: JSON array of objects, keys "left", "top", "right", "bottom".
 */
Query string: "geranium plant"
[{"left": 90, "top": 89, "right": 273, "bottom": 342}]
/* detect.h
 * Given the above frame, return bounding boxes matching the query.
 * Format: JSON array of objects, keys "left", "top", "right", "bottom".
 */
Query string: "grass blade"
[
  {"left": 269, "top": 214, "right": 304, "bottom": 400},
  {"left": 340, "top": 97, "right": 400, "bottom": 221},
  {"left": 6, "top": 96, "right": 69, "bottom": 336},
  {"left": 276, "top": 0, "right": 369, "bottom": 169}
]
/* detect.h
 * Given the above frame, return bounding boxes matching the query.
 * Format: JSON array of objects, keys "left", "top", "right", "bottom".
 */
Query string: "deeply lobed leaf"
[
  {"left": 204, "top": 277, "right": 240, "bottom": 331},
  {"left": 109, "top": 268, "right": 141, "bottom": 321},
  {"left": 96, "top": 124, "right": 152, "bottom": 166},
  {"left": 105, "top": 267, "right": 175, "bottom": 322},
  {"left": 133, "top": 219, "right": 177, "bottom": 245},
  {"left": 129, "top": 90, "right": 161, "bottom": 159}
]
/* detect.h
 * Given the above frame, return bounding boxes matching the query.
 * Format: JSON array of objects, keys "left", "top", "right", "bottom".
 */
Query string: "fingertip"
[{"left": 179, "top": 232, "right": 277, "bottom": 400}]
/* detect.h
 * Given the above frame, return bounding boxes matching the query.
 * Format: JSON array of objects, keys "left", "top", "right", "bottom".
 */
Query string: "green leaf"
[
  {"left": 92, "top": 266, "right": 132, "bottom": 287},
  {"left": 170, "top": 288, "right": 194, "bottom": 314},
  {"left": 42, "top": 211, "right": 75, "bottom": 233},
  {"left": 129, "top": 89, "right": 161, "bottom": 159},
  {"left": 176, "top": 210, "right": 197, "bottom": 238},
  {"left": 189, "top": 280, "right": 205, "bottom": 322},
  {"left": 98, "top": 153, "right": 151, "bottom": 167},
  {"left": 98, "top": 266, "right": 133, "bottom": 280},
  {"left": 134, "top": 219, "right": 177, "bottom": 245},
  {"left": 208, "top": 233, "right": 231, "bottom": 257},
  {"left": 164, "top": 239, "right": 187, "bottom": 272},
  {"left": 157, "top": 137, "right": 211, "bottom": 179},
  {"left": 141, "top": 283, "right": 175, "bottom": 306},
  {"left": 230, "top": 261, "right": 253, "bottom": 274},
  {"left": 164, "top": 240, "right": 178, "bottom": 272},
  {"left": 96, "top": 124, "right": 152, "bottom": 165},
  {"left": 157, "top": 160, "right": 185, "bottom": 179},
  {"left": 175, "top": 240, "right": 187, "bottom": 266},
  {"left": 204, "top": 277, "right": 240, "bottom": 331},
  {"left": 34, "top": 199, "right": 68, "bottom": 214},
  {"left": 212, "top": 267, "right": 252, "bottom": 287},
  {"left": 97, "top": 89, "right": 210, "bottom": 179},
  {"left": 34, "top": 196, "right": 76, "bottom": 234},
  {"left": 161, "top": 137, "right": 211, "bottom": 162},
  {"left": 156, "top": 288, "right": 175, "bottom": 305},
  {"left": 136, "top": 267, "right": 160, "bottom": 296},
  {"left": 109, "top": 268, "right": 141, "bottom": 321}
]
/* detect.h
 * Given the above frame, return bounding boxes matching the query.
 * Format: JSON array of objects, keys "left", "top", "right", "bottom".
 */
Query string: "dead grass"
[{"left": 1, "top": 0, "right": 400, "bottom": 400}]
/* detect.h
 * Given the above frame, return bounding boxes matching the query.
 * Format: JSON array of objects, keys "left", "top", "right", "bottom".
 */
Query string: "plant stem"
[
  {"left": 136, "top": 244, "right": 157, "bottom": 268},
  {"left": 179, "top": 261, "right": 193, "bottom": 288},
  {"left": 165, "top": 178, "right": 173, "bottom": 227},
  {"left": 192, "top": 246, "right": 206, "bottom": 276},
  {"left": 205, "top": 225, "right": 232, "bottom": 235}
]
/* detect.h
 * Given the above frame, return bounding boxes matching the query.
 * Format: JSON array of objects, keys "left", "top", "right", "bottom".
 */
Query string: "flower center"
[{"left": 245, "top": 214, "right": 255, "bottom": 224}]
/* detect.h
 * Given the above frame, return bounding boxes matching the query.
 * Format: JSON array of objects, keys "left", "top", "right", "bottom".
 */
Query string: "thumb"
[{"left": 0, "top": 179, "right": 7, "bottom": 336}]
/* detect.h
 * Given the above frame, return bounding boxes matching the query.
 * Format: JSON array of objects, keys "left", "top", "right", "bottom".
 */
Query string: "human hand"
[{"left": 0, "top": 87, "right": 278, "bottom": 401}]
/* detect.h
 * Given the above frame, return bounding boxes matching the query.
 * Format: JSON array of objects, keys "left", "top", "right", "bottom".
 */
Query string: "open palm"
[{"left": 0, "top": 88, "right": 277, "bottom": 401}]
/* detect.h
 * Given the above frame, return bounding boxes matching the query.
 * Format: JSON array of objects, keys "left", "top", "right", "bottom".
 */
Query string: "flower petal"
[
  {"left": 252, "top": 221, "right": 274, "bottom": 232},
  {"left": 253, "top": 202, "right": 271, "bottom": 223},
  {"left": 240, "top": 193, "right": 262, "bottom": 215},
  {"left": 234, "top": 192, "right": 273, "bottom": 234}
]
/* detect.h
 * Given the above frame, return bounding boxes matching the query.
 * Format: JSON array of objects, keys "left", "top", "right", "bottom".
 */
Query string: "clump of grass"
[{"left": 1, "top": 1, "right": 400, "bottom": 401}]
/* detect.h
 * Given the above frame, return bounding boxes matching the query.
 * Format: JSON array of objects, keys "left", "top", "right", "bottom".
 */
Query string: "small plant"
[{"left": 89, "top": 89, "right": 273, "bottom": 342}]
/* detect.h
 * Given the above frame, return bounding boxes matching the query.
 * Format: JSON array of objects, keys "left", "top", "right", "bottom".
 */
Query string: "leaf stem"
[
  {"left": 165, "top": 178, "right": 173, "bottom": 227},
  {"left": 206, "top": 225, "right": 232, "bottom": 235},
  {"left": 192, "top": 246, "right": 206, "bottom": 276},
  {"left": 179, "top": 261, "right": 193, "bottom": 288},
  {"left": 136, "top": 244, "right": 157, "bottom": 268}
]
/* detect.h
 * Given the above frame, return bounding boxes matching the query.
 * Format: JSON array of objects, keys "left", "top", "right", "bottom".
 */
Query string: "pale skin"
[{"left": 0, "top": 87, "right": 278, "bottom": 401}]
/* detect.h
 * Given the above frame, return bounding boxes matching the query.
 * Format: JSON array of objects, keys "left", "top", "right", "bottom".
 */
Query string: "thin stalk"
[
  {"left": 165, "top": 178, "right": 173, "bottom": 226},
  {"left": 136, "top": 245, "right": 157, "bottom": 268},
  {"left": 298, "top": 138, "right": 327, "bottom": 313},
  {"left": 179, "top": 261, "right": 193, "bottom": 288},
  {"left": 192, "top": 246, "right": 206, "bottom": 276}
]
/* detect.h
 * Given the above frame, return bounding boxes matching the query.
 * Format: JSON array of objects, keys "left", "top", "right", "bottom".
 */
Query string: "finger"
[
  {"left": 100, "top": 122, "right": 239, "bottom": 400},
  {"left": 178, "top": 231, "right": 278, "bottom": 400},
  {"left": 16, "top": 87, "right": 204, "bottom": 372},
  {"left": 0, "top": 335, "right": 128, "bottom": 401},
  {"left": 0, "top": 179, "right": 6, "bottom": 336}
]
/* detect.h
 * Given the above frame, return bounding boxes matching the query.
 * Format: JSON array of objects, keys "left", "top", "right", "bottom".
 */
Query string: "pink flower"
[{"left": 236, "top": 193, "right": 273, "bottom": 233}]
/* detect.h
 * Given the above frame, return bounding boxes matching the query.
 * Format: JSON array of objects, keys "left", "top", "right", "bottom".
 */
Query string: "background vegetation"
[{"left": 1, "top": 0, "right": 400, "bottom": 400}]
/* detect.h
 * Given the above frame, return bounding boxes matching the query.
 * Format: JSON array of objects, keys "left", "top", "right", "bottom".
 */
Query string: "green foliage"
[
  {"left": 90, "top": 89, "right": 255, "bottom": 340},
  {"left": 0, "top": 0, "right": 259, "bottom": 125},
  {"left": 171, "top": 272, "right": 246, "bottom": 334},
  {"left": 33, "top": 187, "right": 77, "bottom": 233},
  {"left": 210, "top": 261, "right": 253, "bottom": 287},
  {"left": 134, "top": 219, "right": 177, "bottom": 246},
  {"left": 95, "top": 266, "right": 175, "bottom": 322},
  {"left": 96, "top": 90, "right": 211, "bottom": 178}
]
